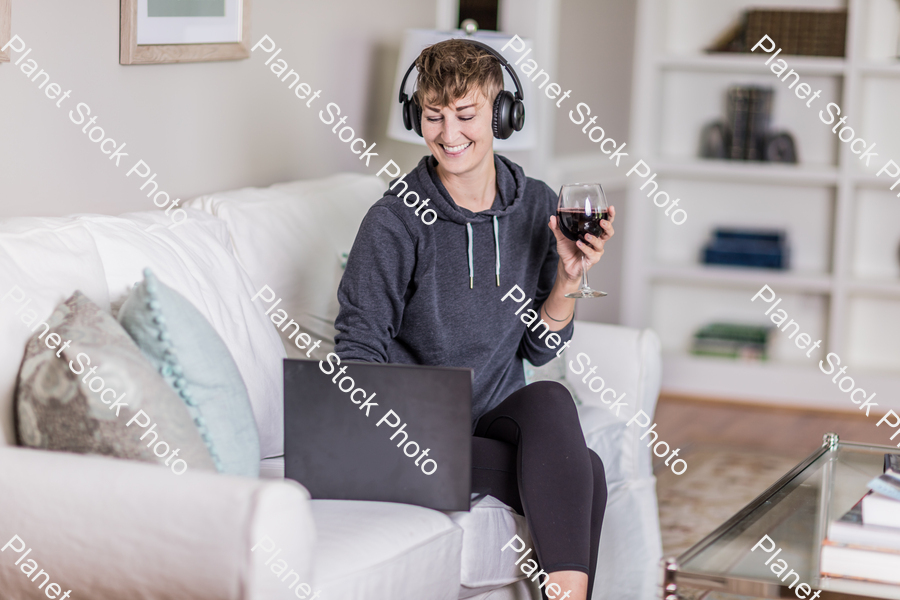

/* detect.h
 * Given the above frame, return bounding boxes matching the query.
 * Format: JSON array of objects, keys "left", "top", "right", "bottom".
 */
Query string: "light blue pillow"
[{"left": 117, "top": 268, "right": 261, "bottom": 477}]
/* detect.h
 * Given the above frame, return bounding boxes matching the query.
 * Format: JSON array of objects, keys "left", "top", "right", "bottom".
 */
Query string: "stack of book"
[
  {"left": 701, "top": 228, "right": 790, "bottom": 270},
  {"left": 691, "top": 323, "right": 772, "bottom": 361},
  {"left": 707, "top": 9, "right": 848, "bottom": 57},
  {"left": 821, "top": 455, "right": 900, "bottom": 585},
  {"left": 700, "top": 86, "right": 797, "bottom": 163},
  {"left": 726, "top": 86, "right": 773, "bottom": 161}
]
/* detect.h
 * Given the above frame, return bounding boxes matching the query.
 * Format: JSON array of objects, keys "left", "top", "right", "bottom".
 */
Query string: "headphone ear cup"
[
  {"left": 406, "top": 96, "right": 423, "bottom": 137},
  {"left": 511, "top": 100, "right": 525, "bottom": 132},
  {"left": 412, "top": 99, "right": 423, "bottom": 137},
  {"left": 403, "top": 96, "right": 424, "bottom": 137},
  {"left": 492, "top": 90, "right": 515, "bottom": 140},
  {"left": 402, "top": 99, "right": 413, "bottom": 131}
]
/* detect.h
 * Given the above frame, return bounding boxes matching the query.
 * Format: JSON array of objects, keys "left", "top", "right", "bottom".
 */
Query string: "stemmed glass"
[{"left": 556, "top": 183, "right": 609, "bottom": 298}]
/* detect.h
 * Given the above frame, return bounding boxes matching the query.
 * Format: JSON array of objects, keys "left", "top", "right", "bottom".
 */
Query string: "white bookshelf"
[{"left": 623, "top": 0, "right": 900, "bottom": 410}]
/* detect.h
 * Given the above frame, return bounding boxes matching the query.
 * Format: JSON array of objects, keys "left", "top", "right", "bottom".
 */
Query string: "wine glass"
[{"left": 557, "top": 183, "right": 609, "bottom": 299}]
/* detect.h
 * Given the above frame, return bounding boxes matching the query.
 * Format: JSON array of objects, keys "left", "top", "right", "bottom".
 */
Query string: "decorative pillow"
[
  {"left": 81, "top": 209, "right": 286, "bottom": 460},
  {"left": 118, "top": 269, "right": 261, "bottom": 477},
  {"left": 15, "top": 291, "right": 216, "bottom": 475},
  {"left": 523, "top": 350, "right": 581, "bottom": 405}
]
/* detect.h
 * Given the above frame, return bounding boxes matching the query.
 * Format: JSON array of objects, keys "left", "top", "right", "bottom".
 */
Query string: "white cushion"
[
  {"left": 260, "top": 456, "right": 286, "bottom": 480},
  {"left": 445, "top": 495, "right": 534, "bottom": 596},
  {"left": 578, "top": 403, "right": 628, "bottom": 484},
  {"left": 311, "top": 499, "right": 462, "bottom": 600},
  {"left": 0, "top": 218, "right": 110, "bottom": 447},
  {"left": 78, "top": 210, "right": 288, "bottom": 458},
  {"left": 187, "top": 174, "right": 386, "bottom": 352},
  {"left": 464, "top": 580, "right": 541, "bottom": 600},
  {"left": 566, "top": 323, "right": 662, "bottom": 480},
  {"left": 592, "top": 478, "right": 662, "bottom": 600}
]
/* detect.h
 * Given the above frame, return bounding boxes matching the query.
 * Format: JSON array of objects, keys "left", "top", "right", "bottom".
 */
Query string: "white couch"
[{"left": 0, "top": 173, "right": 662, "bottom": 600}]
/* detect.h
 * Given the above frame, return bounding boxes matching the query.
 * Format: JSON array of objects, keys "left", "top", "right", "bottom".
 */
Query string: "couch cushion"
[
  {"left": 445, "top": 495, "right": 534, "bottom": 597},
  {"left": 78, "top": 210, "right": 287, "bottom": 459},
  {"left": 464, "top": 580, "right": 541, "bottom": 600},
  {"left": 259, "top": 455, "right": 286, "bottom": 480},
  {"left": 187, "top": 174, "right": 385, "bottom": 357},
  {"left": 118, "top": 268, "right": 260, "bottom": 477},
  {"left": 566, "top": 322, "right": 662, "bottom": 480},
  {"left": 311, "top": 499, "right": 462, "bottom": 600},
  {"left": 0, "top": 218, "right": 110, "bottom": 447},
  {"left": 16, "top": 291, "right": 216, "bottom": 474},
  {"left": 577, "top": 403, "right": 628, "bottom": 484}
]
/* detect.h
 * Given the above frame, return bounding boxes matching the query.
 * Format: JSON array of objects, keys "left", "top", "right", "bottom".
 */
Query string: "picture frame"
[
  {"left": 0, "top": 0, "right": 11, "bottom": 63},
  {"left": 120, "top": 0, "right": 250, "bottom": 65}
]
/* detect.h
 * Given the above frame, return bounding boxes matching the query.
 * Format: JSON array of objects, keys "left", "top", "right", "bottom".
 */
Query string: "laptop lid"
[{"left": 283, "top": 358, "right": 473, "bottom": 511}]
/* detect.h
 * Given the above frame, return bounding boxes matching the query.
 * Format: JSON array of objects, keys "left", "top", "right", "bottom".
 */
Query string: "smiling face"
[{"left": 420, "top": 87, "right": 495, "bottom": 177}]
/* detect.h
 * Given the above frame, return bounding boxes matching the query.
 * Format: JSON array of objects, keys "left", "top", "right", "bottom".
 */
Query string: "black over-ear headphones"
[{"left": 398, "top": 38, "right": 525, "bottom": 140}]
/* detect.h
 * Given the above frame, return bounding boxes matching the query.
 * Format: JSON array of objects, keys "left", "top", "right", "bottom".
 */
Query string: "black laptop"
[{"left": 283, "top": 358, "right": 473, "bottom": 511}]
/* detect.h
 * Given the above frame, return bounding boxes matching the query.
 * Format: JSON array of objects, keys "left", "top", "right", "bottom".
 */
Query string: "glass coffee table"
[{"left": 662, "top": 433, "right": 900, "bottom": 600}]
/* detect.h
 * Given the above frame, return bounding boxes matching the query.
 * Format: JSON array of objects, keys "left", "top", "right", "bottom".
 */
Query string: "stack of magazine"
[
  {"left": 691, "top": 323, "right": 771, "bottom": 361},
  {"left": 821, "top": 454, "right": 900, "bottom": 585}
]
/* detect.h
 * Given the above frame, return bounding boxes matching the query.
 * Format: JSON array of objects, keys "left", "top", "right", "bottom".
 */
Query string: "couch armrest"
[
  {"left": 0, "top": 447, "right": 316, "bottom": 600},
  {"left": 566, "top": 321, "right": 662, "bottom": 479}
]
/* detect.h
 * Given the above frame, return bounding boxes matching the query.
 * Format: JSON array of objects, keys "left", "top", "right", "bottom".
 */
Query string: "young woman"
[{"left": 334, "top": 38, "right": 615, "bottom": 600}]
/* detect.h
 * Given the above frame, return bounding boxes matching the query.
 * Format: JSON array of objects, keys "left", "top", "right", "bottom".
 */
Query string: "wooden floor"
[{"left": 653, "top": 394, "right": 892, "bottom": 461}]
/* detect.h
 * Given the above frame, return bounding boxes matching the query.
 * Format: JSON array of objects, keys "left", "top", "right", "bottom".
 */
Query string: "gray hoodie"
[{"left": 334, "top": 153, "right": 574, "bottom": 424}]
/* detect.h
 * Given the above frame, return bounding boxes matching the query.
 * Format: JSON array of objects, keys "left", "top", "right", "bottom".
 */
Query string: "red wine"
[{"left": 557, "top": 208, "right": 608, "bottom": 243}]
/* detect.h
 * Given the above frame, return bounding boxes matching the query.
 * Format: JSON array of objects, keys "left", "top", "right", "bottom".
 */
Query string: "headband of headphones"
[{"left": 398, "top": 38, "right": 525, "bottom": 106}]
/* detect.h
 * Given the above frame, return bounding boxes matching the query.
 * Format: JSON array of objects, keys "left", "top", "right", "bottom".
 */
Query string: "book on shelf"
[
  {"left": 702, "top": 86, "right": 786, "bottom": 163},
  {"left": 701, "top": 228, "right": 789, "bottom": 270},
  {"left": 726, "top": 87, "right": 750, "bottom": 160},
  {"left": 691, "top": 322, "right": 771, "bottom": 361},
  {"left": 745, "top": 88, "right": 773, "bottom": 161}
]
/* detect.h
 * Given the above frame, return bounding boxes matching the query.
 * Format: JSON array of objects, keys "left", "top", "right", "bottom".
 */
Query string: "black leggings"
[{"left": 472, "top": 380, "right": 607, "bottom": 598}]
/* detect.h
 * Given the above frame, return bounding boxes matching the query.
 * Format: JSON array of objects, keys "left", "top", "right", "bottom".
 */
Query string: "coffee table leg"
[{"left": 663, "top": 556, "right": 679, "bottom": 600}]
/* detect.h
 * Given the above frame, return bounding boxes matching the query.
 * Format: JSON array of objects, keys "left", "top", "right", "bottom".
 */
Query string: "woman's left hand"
[{"left": 548, "top": 205, "right": 616, "bottom": 283}]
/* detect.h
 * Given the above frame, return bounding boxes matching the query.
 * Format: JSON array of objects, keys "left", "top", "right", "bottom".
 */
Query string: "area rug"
[{"left": 655, "top": 445, "right": 801, "bottom": 559}]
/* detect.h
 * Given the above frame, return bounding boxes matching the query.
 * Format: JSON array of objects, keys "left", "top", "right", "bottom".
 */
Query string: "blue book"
[{"left": 702, "top": 228, "right": 789, "bottom": 269}]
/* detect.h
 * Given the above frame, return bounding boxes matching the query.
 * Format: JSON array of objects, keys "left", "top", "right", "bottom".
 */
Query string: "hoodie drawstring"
[
  {"left": 466, "top": 218, "right": 501, "bottom": 289},
  {"left": 466, "top": 223, "right": 474, "bottom": 289},
  {"left": 492, "top": 216, "right": 500, "bottom": 287}
]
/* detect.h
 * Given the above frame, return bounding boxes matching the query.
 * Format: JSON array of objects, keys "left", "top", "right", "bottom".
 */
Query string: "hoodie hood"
[
  {"left": 386, "top": 153, "right": 527, "bottom": 225},
  {"left": 385, "top": 153, "right": 529, "bottom": 288}
]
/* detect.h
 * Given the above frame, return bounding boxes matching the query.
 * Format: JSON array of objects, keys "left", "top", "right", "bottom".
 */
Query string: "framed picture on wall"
[
  {"left": 0, "top": 0, "right": 10, "bottom": 63},
  {"left": 120, "top": 0, "right": 250, "bottom": 65}
]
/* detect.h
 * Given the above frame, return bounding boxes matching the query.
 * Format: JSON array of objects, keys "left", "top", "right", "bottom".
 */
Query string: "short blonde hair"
[{"left": 413, "top": 38, "right": 503, "bottom": 109}]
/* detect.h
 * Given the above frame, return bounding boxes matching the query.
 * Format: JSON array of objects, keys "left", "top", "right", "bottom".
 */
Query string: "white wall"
[
  {"left": 554, "top": 0, "right": 636, "bottom": 158},
  {"left": 554, "top": 0, "right": 637, "bottom": 324},
  {"left": 0, "top": 0, "right": 436, "bottom": 220}
]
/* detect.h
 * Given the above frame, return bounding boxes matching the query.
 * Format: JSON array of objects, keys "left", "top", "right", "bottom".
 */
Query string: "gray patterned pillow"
[{"left": 15, "top": 291, "right": 215, "bottom": 475}]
